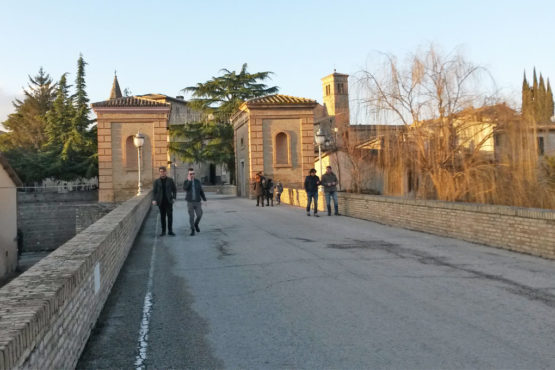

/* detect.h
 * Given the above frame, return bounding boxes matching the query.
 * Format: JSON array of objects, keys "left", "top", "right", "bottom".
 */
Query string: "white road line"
[{"left": 134, "top": 212, "right": 159, "bottom": 369}]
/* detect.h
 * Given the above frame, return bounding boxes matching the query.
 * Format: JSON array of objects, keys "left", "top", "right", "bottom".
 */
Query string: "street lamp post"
[
  {"left": 315, "top": 128, "right": 326, "bottom": 179},
  {"left": 133, "top": 132, "right": 145, "bottom": 196}
]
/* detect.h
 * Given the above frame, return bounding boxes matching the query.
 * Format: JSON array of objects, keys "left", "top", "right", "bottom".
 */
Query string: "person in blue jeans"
[
  {"left": 304, "top": 168, "right": 320, "bottom": 217},
  {"left": 321, "top": 165, "right": 340, "bottom": 216}
]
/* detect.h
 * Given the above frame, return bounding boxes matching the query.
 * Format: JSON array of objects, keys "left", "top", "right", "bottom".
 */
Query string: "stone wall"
[
  {"left": 17, "top": 191, "right": 113, "bottom": 252},
  {"left": 0, "top": 191, "right": 152, "bottom": 369},
  {"left": 281, "top": 188, "right": 555, "bottom": 259},
  {"left": 202, "top": 185, "right": 237, "bottom": 195}
]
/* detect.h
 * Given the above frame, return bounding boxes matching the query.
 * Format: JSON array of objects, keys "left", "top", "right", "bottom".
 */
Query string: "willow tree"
[
  {"left": 357, "top": 46, "right": 503, "bottom": 202},
  {"left": 171, "top": 63, "right": 278, "bottom": 183}
]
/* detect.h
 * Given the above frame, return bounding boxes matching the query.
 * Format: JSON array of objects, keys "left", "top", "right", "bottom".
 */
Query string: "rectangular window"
[
  {"left": 538, "top": 136, "right": 545, "bottom": 155},
  {"left": 325, "top": 85, "right": 331, "bottom": 96},
  {"left": 337, "top": 83, "right": 344, "bottom": 94}
]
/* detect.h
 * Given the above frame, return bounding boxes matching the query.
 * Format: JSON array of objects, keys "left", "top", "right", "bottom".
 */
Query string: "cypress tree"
[
  {"left": 547, "top": 79, "right": 554, "bottom": 121},
  {"left": 538, "top": 74, "right": 547, "bottom": 122},
  {"left": 522, "top": 71, "right": 532, "bottom": 120}
]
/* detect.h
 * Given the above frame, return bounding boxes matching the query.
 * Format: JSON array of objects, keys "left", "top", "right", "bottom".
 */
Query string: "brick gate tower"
[{"left": 92, "top": 75, "right": 171, "bottom": 202}]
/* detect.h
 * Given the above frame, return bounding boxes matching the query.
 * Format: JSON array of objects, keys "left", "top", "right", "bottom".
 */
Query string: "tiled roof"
[
  {"left": 246, "top": 94, "right": 317, "bottom": 106},
  {"left": 92, "top": 96, "right": 170, "bottom": 108}
]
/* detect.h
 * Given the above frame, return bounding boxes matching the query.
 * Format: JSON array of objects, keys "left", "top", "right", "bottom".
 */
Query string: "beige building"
[
  {"left": 92, "top": 77, "right": 230, "bottom": 202},
  {"left": 92, "top": 77, "right": 172, "bottom": 202},
  {"left": 231, "top": 95, "right": 318, "bottom": 197},
  {"left": 0, "top": 153, "right": 22, "bottom": 281}
]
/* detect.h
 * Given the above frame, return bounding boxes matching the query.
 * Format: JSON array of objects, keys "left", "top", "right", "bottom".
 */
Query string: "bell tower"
[{"left": 321, "top": 71, "right": 350, "bottom": 128}]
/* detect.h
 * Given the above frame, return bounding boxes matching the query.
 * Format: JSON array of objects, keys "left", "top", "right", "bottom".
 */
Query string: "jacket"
[
  {"left": 321, "top": 172, "right": 338, "bottom": 193},
  {"left": 304, "top": 175, "right": 320, "bottom": 193},
  {"left": 253, "top": 180, "right": 264, "bottom": 196},
  {"left": 153, "top": 177, "right": 177, "bottom": 205},
  {"left": 183, "top": 179, "right": 206, "bottom": 202}
]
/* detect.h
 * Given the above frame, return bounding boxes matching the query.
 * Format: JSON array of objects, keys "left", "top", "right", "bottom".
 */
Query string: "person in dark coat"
[
  {"left": 152, "top": 166, "right": 177, "bottom": 236},
  {"left": 183, "top": 168, "right": 207, "bottom": 236},
  {"left": 321, "top": 165, "right": 340, "bottom": 216},
  {"left": 304, "top": 168, "right": 320, "bottom": 217},
  {"left": 264, "top": 177, "right": 274, "bottom": 206},
  {"left": 253, "top": 173, "right": 265, "bottom": 207}
]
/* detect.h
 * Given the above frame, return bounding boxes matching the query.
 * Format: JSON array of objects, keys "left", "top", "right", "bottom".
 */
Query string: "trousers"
[
  {"left": 159, "top": 201, "right": 173, "bottom": 232},
  {"left": 306, "top": 191, "right": 318, "bottom": 213},
  {"left": 187, "top": 201, "right": 203, "bottom": 229}
]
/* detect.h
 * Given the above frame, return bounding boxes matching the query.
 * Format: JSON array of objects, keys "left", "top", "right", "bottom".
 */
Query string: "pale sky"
[{"left": 1, "top": 0, "right": 554, "bottom": 125}]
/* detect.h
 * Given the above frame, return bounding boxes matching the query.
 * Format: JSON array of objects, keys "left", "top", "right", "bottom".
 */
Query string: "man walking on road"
[
  {"left": 183, "top": 168, "right": 207, "bottom": 236},
  {"left": 304, "top": 168, "right": 320, "bottom": 217},
  {"left": 152, "top": 166, "right": 177, "bottom": 236},
  {"left": 321, "top": 165, "right": 340, "bottom": 216}
]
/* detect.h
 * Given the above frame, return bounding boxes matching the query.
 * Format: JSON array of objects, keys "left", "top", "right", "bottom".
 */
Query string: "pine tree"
[
  {"left": 173, "top": 63, "right": 279, "bottom": 184},
  {"left": 0, "top": 68, "right": 55, "bottom": 151},
  {"left": 44, "top": 73, "right": 74, "bottom": 177},
  {"left": 0, "top": 68, "right": 56, "bottom": 183}
]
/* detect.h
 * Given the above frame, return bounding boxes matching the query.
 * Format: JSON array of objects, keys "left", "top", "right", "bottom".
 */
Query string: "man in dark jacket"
[
  {"left": 183, "top": 168, "right": 207, "bottom": 236},
  {"left": 321, "top": 165, "right": 340, "bottom": 216},
  {"left": 304, "top": 168, "right": 320, "bottom": 217},
  {"left": 152, "top": 166, "right": 177, "bottom": 236}
]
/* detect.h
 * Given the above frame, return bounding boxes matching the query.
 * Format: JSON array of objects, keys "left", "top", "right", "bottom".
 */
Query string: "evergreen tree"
[
  {"left": 0, "top": 68, "right": 56, "bottom": 183},
  {"left": 547, "top": 79, "right": 554, "bottom": 121},
  {"left": 522, "top": 72, "right": 532, "bottom": 120},
  {"left": 172, "top": 63, "right": 279, "bottom": 183},
  {"left": 0, "top": 67, "right": 55, "bottom": 151},
  {"left": 44, "top": 73, "right": 74, "bottom": 177},
  {"left": 538, "top": 74, "right": 547, "bottom": 122}
]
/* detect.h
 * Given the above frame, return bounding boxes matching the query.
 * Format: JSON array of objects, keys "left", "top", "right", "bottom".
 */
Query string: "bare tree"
[{"left": 357, "top": 46, "right": 509, "bottom": 202}]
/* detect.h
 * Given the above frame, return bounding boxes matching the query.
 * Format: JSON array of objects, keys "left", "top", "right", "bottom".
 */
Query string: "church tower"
[{"left": 321, "top": 71, "right": 350, "bottom": 127}]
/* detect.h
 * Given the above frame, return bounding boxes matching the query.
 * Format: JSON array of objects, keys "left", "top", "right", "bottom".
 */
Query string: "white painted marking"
[
  {"left": 134, "top": 213, "right": 159, "bottom": 369},
  {"left": 94, "top": 263, "right": 101, "bottom": 294}
]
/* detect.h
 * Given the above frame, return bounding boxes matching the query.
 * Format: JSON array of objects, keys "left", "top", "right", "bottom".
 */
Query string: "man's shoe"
[
  {"left": 328, "top": 212, "right": 331, "bottom": 216},
  {"left": 335, "top": 213, "right": 341, "bottom": 216},
  {"left": 307, "top": 213, "right": 311, "bottom": 216},
  {"left": 195, "top": 224, "right": 200, "bottom": 232},
  {"left": 314, "top": 213, "right": 320, "bottom": 217},
  {"left": 190, "top": 229, "right": 195, "bottom": 236},
  {"left": 168, "top": 231, "right": 176, "bottom": 236},
  {"left": 159, "top": 231, "right": 166, "bottom": 237}
]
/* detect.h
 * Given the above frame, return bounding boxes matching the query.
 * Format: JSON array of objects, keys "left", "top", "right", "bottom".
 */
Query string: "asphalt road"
[{"left": 78, "top": 193, "right": 555, "bottom": 369}]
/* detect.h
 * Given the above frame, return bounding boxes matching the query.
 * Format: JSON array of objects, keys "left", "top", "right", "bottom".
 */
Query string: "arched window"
[
  {"left": 125, "top": 136, "right": 138, "bottom": 168},
  {"left": 275, "top": 132, "right": 289, "bottom": 165}
]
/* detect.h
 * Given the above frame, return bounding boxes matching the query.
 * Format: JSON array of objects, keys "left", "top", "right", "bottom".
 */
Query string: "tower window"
[
  {"left": 538, "top": 136, "right": 545, "bottom": 156},
  {"left": 325, "top": 85, "right": 331, "bottom": 96},
  {"left": 337, "top": 83, "right": 345, "bottom": 94}
]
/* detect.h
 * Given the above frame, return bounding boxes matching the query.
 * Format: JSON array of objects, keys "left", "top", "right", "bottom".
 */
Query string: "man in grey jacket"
[
  {"left": 152, "top": 166, "right": 177, "bottom": 236},
  {"left": 183, "top": 168, "right": 207, "bottom": 236},
  {"left": 321, "top": 165, "right": 340, "bottom": 216}
]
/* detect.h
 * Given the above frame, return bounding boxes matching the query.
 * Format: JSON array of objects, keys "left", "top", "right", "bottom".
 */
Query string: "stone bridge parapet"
[{"left": 0, "top": 191, "right": 152, "bottom": 369}]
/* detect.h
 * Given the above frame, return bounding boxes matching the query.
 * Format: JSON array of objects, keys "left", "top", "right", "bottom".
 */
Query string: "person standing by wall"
[
  {"left": 321, "top": 165, "right": 340, "bottom": 216},
  {"left": 275, "top": 179, "right": 283, "bottom": 205},
  {"left": 152, "top": 166, "right": 177, "bottom": 236},
  {"left": 265, "top": 177, "right": 274, "bottom": 207},
  {"left": 183, "top": 168, "right": 207, "bottom": 236},
  {"left": 253, "top": 173, "right": 265, "bottom": 207},
  {"left": 304, "top": 168, "right": 320, "bottom": 217}
]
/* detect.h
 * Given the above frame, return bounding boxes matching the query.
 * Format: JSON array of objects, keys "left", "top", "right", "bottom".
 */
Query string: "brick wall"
[
  {"left": 17, "top": 191, "right": 113, "bottom": 252},
  {"left": 281, "top": 188, "right": 555, "bottom": 259},
  {"left": 0, "top": 191, "right": 152, "bottom": 369}
]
